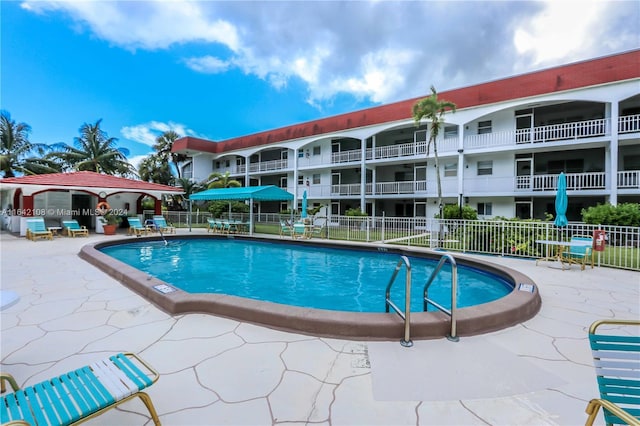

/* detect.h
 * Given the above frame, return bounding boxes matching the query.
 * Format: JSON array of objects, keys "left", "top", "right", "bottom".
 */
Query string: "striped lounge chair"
[
  {"left": 585, "top": 319, "right": 640, "bottom": 425},
  {"left": 1, "top": 352, "right": 160, "bottom": 425}
]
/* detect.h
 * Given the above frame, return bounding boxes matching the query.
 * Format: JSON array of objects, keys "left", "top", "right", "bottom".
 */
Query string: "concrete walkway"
[{"left": 1, "top": 229, "right": 638, "bottom": 425}]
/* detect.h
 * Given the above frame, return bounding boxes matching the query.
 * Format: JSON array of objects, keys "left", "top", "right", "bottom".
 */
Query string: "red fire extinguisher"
[{"left": 593, "top": 230, "right": 606, "bottom": 252}]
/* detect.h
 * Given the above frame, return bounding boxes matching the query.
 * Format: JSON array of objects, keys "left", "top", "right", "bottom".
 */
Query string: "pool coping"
[{"left": 79, "top": 234, "right": 541, "bottom": 341}]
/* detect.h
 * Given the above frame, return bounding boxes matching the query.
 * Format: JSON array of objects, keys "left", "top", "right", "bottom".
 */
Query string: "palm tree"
[
  {"left": 153, "top": 130, "right": 186, "bottom": 178},
  {"left": 412, "top": 86, "right": 457, "bottom": 215},
  {"left": 138, "top": 154, "right": 174, "bottom": 185},
  {"left": 206, "top": 171, "right": 241, "bottom": 189},
  {"left": 174, "top": 177, "right": 205, "bottom": 210},
  {"left": 0, "top": 111, "right": 61, "bottom": 177},
  {"left": 50, "top": 119, "right": 137, "bottom": 177}
]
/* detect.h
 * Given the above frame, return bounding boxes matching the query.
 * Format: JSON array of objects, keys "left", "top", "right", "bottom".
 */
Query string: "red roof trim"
[
  {"left": 0, "top": 171, "right": 183, "bottom": 192},
  {"left": 174, "top": 49, "right": 640, "bottom": 155}
]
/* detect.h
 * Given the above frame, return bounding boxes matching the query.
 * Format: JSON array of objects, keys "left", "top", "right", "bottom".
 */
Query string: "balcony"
[
  {"left": 330, "top": 181, "right": 428, "bottom": 196},
  {"left": 619, "top": 114, "right": 640, "bottom": 134},
  {"left": 618, "top": 170, "right": 640, "bottom": 189},
  {"left": 516, "top": 172, "right": 607, "bottom": 191},
  {"left": 248, "top": 158, "right": 289, "bottom": 173}
]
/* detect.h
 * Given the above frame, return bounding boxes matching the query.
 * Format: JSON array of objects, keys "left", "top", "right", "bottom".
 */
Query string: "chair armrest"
[
  {"left": 585, "top": 398, "right": 639, "bottom": 426},
  {"left": 1, "top": 372, "right": 20, "bottom": 393}
]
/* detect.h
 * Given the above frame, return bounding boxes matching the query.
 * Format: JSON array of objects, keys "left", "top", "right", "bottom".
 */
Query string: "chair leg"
[{"left": 137, "top": 392, "right": 161, "bottom": 425}]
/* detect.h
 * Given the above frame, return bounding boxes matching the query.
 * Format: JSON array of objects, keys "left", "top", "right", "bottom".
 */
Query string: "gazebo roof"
[
  {"left": 0, "top": 171, "right": 184, "bottom": 197},
  {"left": 190, "top": 185, "right": 293, "bottom": 201}
]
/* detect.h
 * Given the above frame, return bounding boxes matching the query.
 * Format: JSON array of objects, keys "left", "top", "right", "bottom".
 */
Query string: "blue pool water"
[{"left": 101, "top": 239, "right": 512, "bottom": 313}]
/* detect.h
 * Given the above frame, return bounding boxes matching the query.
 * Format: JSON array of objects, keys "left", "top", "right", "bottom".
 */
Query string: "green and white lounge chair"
[
  {"left": 62, "top": 220, "right": 89, "bottom": 237},
  {"left": 127, "top": 217, "right": 149, "bottom": 237},
  {"left": 561, "top": 235, "right": 594, "bottom": 270},
  {"left": 585, "top": 319, "right": 640, "bottom": 426},
  {"left": 153, "top": 216, "right": 176, "bottom": 234},
  {"left": 25, "top": 218, "right": 53, "bottom": 241},
  {"left": 0, "top": 352, "right": 160, "bottom": 425}
]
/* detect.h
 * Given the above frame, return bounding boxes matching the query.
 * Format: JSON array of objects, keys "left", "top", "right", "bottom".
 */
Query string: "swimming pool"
[
  {"left": 81, "top": 235, "right": 541, "bottom": 340},
  {"left": 100, "top": 239, "right": 512, "bottom": 313}
]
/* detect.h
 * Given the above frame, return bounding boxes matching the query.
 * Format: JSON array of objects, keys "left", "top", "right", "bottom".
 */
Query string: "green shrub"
[
  {"left": 345, "top": 208, "right": 368, "bottom": 216},
  {"left": 581, "top": 203, "right": 640, "bottom": 226},
  {"left": 207, "top": 200, "right": 249, "bottom": 218},
  {"left": 440, "top": 204, "right": 478, "bottom": 220}
]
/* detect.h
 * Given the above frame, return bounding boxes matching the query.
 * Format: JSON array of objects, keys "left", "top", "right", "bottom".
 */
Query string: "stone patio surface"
[{"left": 1, "top": 229, "right": 638, "bottom": 425}]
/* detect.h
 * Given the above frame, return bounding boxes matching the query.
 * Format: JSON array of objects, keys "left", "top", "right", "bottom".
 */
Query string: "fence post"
[{"left": 381, "top": 212, "right": 385, "bottom": 244}]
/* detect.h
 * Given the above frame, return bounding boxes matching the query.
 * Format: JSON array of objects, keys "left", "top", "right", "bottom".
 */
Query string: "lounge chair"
[
  {"left": 293, "top": 222, "right": 310, "bottom": 239},
  {"left": 585, "top": 319, "right": 640, "bottom": 426},
  {"left": 310, "top": 224, "right": 326, "bottom": 239},
  {"left": 153, "top": 216, "right": 176, "bottom": 234},
  {"left": 25, "top": 218, "right": 53, "bottom": 241},
  {"left": 127, "top": 217, "right": 149, "bottom": 237},
  {"left": 62, "top": 220, "right": 89, "bottom": 237},
  {"left": 561, "top": 235, "right": 594, "bottom": 270},
  {"left": 0, "top": 352, "right": 160, "bottom": 425},
  {"left": 279, "top": 220, "right": 292, "bottom": 238}
]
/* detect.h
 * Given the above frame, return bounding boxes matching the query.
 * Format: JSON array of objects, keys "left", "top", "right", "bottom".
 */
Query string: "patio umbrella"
[
  {"left": 301, "top": 190, "right": 308, "bottom": 219},
  {"left": 554, "top": 172, "right": 568, "bottom": 227}
]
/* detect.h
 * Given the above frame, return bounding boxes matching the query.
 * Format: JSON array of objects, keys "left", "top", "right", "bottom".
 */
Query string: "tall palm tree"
[
  {"left": 153, "top": 130, "right": 185, "bottom": 179},
  {"left": 174, "top": 177, "right": 205, "bottom": 210},
  {"left": 206, "top": 171, "right": 241, "bottom": 189},
  {"left": 50, "top": 119, "right": 137, "bottom": 177},
  {"left": 138, "top": 154, "right": 174, "bottom": 185},
  {"left": 0, "top": 111, "right": 61, "bottom": 177},
  {"left": 412, "top": 86, "right": 457, "bottom": 215}
]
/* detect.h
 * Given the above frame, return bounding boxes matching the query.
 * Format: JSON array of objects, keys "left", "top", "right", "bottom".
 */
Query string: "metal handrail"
[
  {"left": 384, "top": 255, "right": 413, "bottom": 347},
  {"left": 423, "top": 253, "right": 459, "bottom": 342}
]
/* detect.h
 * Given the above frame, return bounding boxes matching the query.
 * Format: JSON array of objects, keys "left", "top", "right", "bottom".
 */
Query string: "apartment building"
[{"left": 172, "top": 49, "right": 640, "bottom": 221}]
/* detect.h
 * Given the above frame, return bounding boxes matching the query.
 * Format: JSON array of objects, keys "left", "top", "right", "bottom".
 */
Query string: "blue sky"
[{"left": 2, "top": 1, "right": 639, "bottom": 171}]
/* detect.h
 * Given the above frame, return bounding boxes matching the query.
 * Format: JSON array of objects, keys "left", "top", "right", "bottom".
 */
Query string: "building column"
[
  {"left": 608, "top": 102, "right": 619, "bottom": 205},
  {"left": 154, "top": 198, "right": 162, "bottom": 215},
  {"left": 22, "top": 195, "right": 34, "bottom": 216},
  {"left": 457, "top": 125, "right": 465, "bottom": 208}
]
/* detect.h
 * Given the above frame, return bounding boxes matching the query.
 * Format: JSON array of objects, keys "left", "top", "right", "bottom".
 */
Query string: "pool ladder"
[{"left": 385, "top": 253, "right": 459, "bottom": 347}]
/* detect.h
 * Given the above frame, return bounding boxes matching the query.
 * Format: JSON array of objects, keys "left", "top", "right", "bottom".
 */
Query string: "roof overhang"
[{"left": 190, "top": 185, "right": 293, "bottom": 201}]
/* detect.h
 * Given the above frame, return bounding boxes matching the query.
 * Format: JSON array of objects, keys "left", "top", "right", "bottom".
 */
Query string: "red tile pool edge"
[{"left": 79, "top": 235, "right": 541, "bottom": 341}]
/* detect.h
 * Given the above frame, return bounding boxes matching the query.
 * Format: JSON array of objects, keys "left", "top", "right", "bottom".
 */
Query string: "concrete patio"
[{"left": 1, "top": 229, "right": 638, "bottom": 425}]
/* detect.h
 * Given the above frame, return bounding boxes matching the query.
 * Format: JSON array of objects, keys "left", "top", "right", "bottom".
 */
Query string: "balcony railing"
[
  {"left": 619, "top": 114, "right": 640, "bottom": 134},
  {"left": 331, "top": 150, "right": 363, "bottom": 164},
  {"left": 466, "top": 118, "right": 610, "bottom": 149},
  {"left": 248, "top": 158, "right": 289, "bottom": 173},
  {"left": 515, "top": 172, "right": 607, "bottom": 191},
  {"left": 618, "top": 170, "right": 640, "bottom": 189}
]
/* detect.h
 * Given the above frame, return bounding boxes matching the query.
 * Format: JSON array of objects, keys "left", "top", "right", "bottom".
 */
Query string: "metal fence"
[{"left": 145, "top": 210, "right": 640, "bottom": 271}]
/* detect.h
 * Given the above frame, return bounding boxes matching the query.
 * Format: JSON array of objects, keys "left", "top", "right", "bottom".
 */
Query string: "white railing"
[
  {"left": 316, "top": 216, "right": 639, "bottom": 271},
  {"left": 248, "top": 158, "right": 289, "bottom": 173},
  {"left": 331, "top": 150, "right": 362, "bottom": 163},
  {"left": 619, "top": 114, "right": 640, "bottom": 134},
  {"left": 466, "top": 118, "right": 610, "bottom": 149},
  {"left": 618, "top": 170, "right": 640, "bottom": 188},
  {"left": 331, "top": 183, "right": 362, "bottom": 196},
  {"left": 530, "top": 172, "right": 607, "bottom": 191},
  {"left": 372, "top": 181, "right": 427, "bottom": 195}
]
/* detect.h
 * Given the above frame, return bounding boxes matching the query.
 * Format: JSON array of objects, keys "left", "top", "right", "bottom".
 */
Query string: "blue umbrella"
[
  {"left": 301, "top": 190, "right": 308, "bottom": 219},
  {"left": 554, "top": 172, "right": 568, "bottom": 227}
]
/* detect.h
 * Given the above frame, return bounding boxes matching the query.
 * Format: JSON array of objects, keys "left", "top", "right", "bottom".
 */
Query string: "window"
[
  {"left": 225, "top": 160, "right": 230, "bottom": 168},
  {"left": 444, "top": 126, "right": 458, "bottom": 138},
  {"left": 298, "top": 149, "right": 304, "bottom": 158},
  {"left": 312, "top": 146, "right": 321, "bottom": 156},
  {"left": 477, "top": 202, "right": 492, "bottom": 215},
  {"left": 444, "top": 163, "right": 457, "bottom": 177},
  {"left": 182, "top": 162, "right": 193, "bottom": 179},
  {"left": 477, "top": 160, "right": 493, "bottom": 175},
  {"left": 215, "top": 161, "right": 220, "bottom": 169},
  {"left": 298, "top": 175, "right": 304, "bottom": 185},
  {"left": 312, "top": 174, "right": 321, "bottom": 184},
  {"left": 478, "top": 120, "right": 492, "bottom": 134}
]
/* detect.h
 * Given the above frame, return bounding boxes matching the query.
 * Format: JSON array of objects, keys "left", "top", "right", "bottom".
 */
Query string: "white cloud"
[
  {"left": 121, "top": 121, "right": 202, "bottom": 147},
  {"left": 22, "top": 0, "right": 640, "bottom": 106},
  {"left": 21, "top": 0, "right": 240, "bottom": 51},
  {"left": 184, "top": 55, "right": 231, "bottom": 74},
  {"left": 126, "top": 154, "right": 150, "bottom": 171},
  {"left": 513, "top": 0, "right": 608, "bottom": 65}
]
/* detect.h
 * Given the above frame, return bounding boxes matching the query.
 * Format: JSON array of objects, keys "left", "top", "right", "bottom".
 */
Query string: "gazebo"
[
  {"left": 0, "top": 171, "right": 184, "bottom": 236},
  {"left": 190, "top": 185, "right": 293, "bottom": 234}
]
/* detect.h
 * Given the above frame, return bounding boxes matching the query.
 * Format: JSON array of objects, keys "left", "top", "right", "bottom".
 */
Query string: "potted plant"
[{"left": 100, "top": 212, "right": 122, "bottom": 235}]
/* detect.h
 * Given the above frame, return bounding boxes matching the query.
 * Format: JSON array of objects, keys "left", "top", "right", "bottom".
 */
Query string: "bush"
[
  {"left": 440, "top": 204, "right": 478, "bottom": 220},
  {"left": 207, "top": 200, "right": 249, "bottom": 218},
  {"left": 581, "top": 203, "right": 640, "bottom": 226},
  {"left": 345, "top": 208, "right": 368, "bottom": 217}
]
